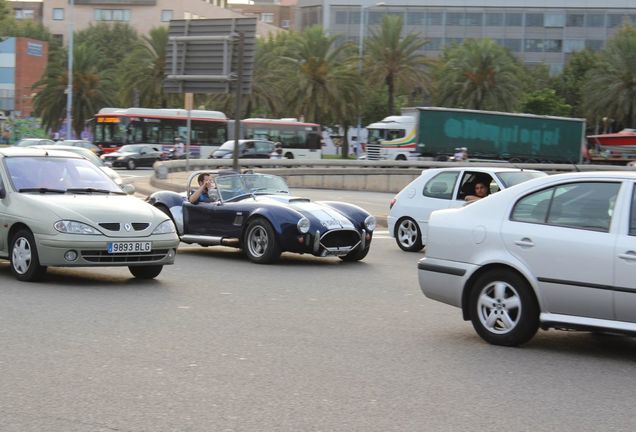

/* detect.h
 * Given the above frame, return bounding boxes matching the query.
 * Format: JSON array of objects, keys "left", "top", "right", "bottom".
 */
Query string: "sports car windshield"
[
  {"left": 6, "top": 156, "right": 123, "bottom": 194},
  {"left": 216, "top": 174, "right": 289, "bottom": 201}
]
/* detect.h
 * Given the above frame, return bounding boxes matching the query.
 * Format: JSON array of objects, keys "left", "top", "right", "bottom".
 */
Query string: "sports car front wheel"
[
  {"left": 244, "top": 218, "right": 281, "bottom": 264},
  {"left": 10, "top": 229, "right": 47, "bottom": 282},
  {"left": 339, "top": 243, "right": 370, "bottom": 262},
  {"left": 129, "top": 265, "right": 163, "bottom": 279}
]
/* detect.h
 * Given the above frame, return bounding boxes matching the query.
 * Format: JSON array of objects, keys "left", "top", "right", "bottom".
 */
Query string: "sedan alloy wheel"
[{"left": 469, "top": 270, "right": 539, "bottom": 346}]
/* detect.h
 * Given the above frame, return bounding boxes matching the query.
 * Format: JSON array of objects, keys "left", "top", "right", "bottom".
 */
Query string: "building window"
[
  {"left": 485, "top": 13, "right": 503, "bottom": 26},
  {"left": 95, "top": 9, "right": 130, "bottom": 22},
  {"left": 15, "top": 9, "right": 35, "bottom": 20},
  {"left": 446, "top": 12, "right": 462, "bottom": 26},
  {"left": 498, "top": 39, "right": 522, "bottom": 52},
  {"left": 261, "top": 13, "right": 274, "bottom": 24},
  {"left": 525, "top": 13, "right": 543, "bottom": 27},
  {"left": 161, "top": 10, "right": 173, "bottom": 22},
  {"left": 566, "top": 14, "right": 584, "bottom": 27},
  {"left": 585, "top": 14, "right": 604, "bottom": 28},
  {"left": 53, "top": 8, "right": 64, "bottom": 20},
  {"left": 585, "top": 40, "right": 604, "bottom": 51},
  {"left": 281, "top": 19, "right": 290, "bottom": 29},
  {"left": 406, "top": 11, "right": 426, "bottom": 26},
  {"left": 564, "top": 39, "right": 585, "bottom": 53},
  {"left": 465, "top": 13, "right": 483, "bottom": 26},
  {"left": 335, "top": 11, "right": 347, "bottom": 25},
  {"left": 505, "top": 13, "right": 522, "bottom": 26},
  {"left": 426, "top": 12, "right": 443, "bottom": 26},
  {"left": 544, "top": 13, "right": 565, "bottom": 27},
  {"left": 607, "top": 14, "right": 626, "bottom": 28}
]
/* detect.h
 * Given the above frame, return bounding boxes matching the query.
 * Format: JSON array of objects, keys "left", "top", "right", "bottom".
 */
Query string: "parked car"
[
  {"left": 101, "top": 144, "right": 163, "bottom": 169},
  {"left": 56, "top": 139, "right": 104, "bottom": 156},
  {"left": 32, "top": 145, "right": 124, "bottom": 187},
  {"left": 0, "top": 147, "right": 179, "bottom": 281},
  {"left": 210, "top": 139, "right": 276, "bottom": 159},
  {"left": 388, "top": 167, "right": 547, "bottom": 251},
  {"left": 14, "top": 138, "right": 55, "bottom": 147},
  {"left": 146, "top": 170, "right": 376, "bottom": 263},
  {"left": 417, "top": 171, "right": 636, "bottom": 346}
]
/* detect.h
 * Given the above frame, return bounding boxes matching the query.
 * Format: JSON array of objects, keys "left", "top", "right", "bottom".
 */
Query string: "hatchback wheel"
[
  {"left": 127, "top": 159, "right": 136, "bottom": 170},
  {"left": 469, "top": 270, "right": 539, "bottom": 346},
  {"left": 244, "top": 218, "right": 280, "bottom": 264},
  {"left": 395, "top": 217, "right": 423, "bottom": 252},
  {"left": 11, "top": 229, "right": 47, "bottom": 282}
]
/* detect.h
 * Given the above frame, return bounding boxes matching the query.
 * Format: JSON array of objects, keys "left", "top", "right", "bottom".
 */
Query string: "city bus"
[
  {"left": 232, "top": 118, "right": 322, "bottom": 159},
  {"left": 92, "top": 107, "right": 228, "bottom": 156},
  {"left": 92, "top": 108, "right": 322, "bottom": 159}
]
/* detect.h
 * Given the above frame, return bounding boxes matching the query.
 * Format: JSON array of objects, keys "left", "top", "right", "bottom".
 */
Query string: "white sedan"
[
  {"left": 418, "top": 171, "right": 636, "bottom": 346},
  {"left": 388, "top": 167, "right": 546, "bottom": 251}
]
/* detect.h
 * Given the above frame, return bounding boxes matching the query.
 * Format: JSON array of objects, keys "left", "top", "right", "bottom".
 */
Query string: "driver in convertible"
[{"left": 189, "top": 173, "right": 217, "bottom": 204}]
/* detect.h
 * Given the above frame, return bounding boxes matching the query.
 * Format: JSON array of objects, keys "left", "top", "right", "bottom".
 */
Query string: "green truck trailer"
[
  {"left": 367, "top": 107, "right": 585, "bottom": 163},
  {"left": 408, "top": 107, "right": 586, "bottom": 163}
]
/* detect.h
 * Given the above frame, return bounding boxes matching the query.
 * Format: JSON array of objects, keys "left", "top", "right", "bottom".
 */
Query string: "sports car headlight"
[
  {"left": 297, "top": 217, "right": 310, "bottom": 234},
  {"left": 54, "top": 220, "right": 101, "bottom": 235},
  {"left": 364, "top": 215, "right": 376, "bottom": 232},
  {"left": 152, "top": 219, "right": 175, "bottom": 234}
]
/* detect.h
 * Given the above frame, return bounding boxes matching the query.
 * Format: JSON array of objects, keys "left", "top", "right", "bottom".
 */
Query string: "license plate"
[{"left": 107, "top": 241, "right": 151, "bottom": 254}]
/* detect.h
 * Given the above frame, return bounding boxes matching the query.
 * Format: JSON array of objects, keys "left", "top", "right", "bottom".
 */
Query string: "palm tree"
[
  {"left": 205, "top": 32, "right": 293, "bottom": 118},
  {"left": 434, "top": 38, "right": 523, "bottom": 111},
  {"left": 117, "top": 26, "right": 172, "bottom": 107},
  {"left": 583, "top": 24, "right": 636, "bottom": 128},
  {"left": 364, "top": 15, "right": 433, "bottom": 115},
  {"left": 281, "top": 26, "right": 361, "bottom": 125},
  {"left": 32, "top": 44, "right": 116, "bottom": 137}
]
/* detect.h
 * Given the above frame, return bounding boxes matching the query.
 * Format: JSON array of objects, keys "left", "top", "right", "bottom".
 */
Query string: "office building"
[{"left": 297, "top": 0, "right": 636, "bottom": 73}]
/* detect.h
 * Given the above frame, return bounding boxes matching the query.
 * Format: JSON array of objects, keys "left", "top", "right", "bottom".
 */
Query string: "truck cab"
[{"left": 365, "top": 116, "right": 417, "bottom": 160}]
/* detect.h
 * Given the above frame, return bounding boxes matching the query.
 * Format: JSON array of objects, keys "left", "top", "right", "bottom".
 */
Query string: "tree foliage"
[
  {"left": 554, "top": 49, "right": 599, "bottom": 119},
  {"left": 32, "top": 44, "right": 115, "bottom": 137},
  {"left": 519, "top": 89, "right": 572, "bottom": 116},
  {"left": 582, "top": 24, "right": 636, "bottom": 128},
  {"left": 364, "top": 15, "right": 433, "bottom": 115},
  {"left": 434, "top": 38, "right": 523, "bottom": 111}
]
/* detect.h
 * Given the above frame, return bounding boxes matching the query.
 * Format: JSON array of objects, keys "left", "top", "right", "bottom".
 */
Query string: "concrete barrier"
[{"left": 153, "top": 158, "right": 635, "bottom": 194}]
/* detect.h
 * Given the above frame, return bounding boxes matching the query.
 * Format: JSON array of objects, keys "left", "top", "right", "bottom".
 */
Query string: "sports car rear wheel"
[
  {"left": 129, "top": 265, "right": 163, "bottom": 279},
  {"left": 395, "top": 217, "right": 423, "bottom": 252},
  {"left": 10, "top": 229, "right": 47, "bottom": 282},
  {"left": 244, "top": 218, "right": 280, "bottom": 264}
]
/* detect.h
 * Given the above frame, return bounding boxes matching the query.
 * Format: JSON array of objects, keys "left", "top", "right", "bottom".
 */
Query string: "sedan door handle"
[
  {"left": 514, "top": 238, "right": 534, "bottom": 247},
  {"left": 618, "top": 251, "right": 636, "bottom": 261}
]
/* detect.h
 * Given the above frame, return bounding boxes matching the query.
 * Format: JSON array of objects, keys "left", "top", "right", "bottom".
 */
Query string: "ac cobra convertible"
[{"left": 146, "top": 171, "right": 376, "bottom": 263}]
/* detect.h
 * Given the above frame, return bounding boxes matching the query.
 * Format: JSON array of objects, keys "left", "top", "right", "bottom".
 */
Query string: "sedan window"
[
  {"left": 423, "top": 171, "right": 459, "bottom": 200},
  {"left": 512, "top": 182, "right": 620, "bottom": 232}
]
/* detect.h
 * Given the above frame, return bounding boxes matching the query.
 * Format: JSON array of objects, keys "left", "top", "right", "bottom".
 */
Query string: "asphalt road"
[{"left": 1, "top": 233, "right": 636, "bottom": 432}]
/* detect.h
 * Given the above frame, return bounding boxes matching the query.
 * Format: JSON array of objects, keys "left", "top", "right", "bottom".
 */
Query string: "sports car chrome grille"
[
  {"left": 80, "top": 249, "right": 169, "bottom": 263},
  {"left": 320, "top": 229, "right": 360, "bottom": 248}
]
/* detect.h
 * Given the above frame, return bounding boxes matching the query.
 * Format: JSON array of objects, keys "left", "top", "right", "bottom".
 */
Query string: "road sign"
[{"left": 164, "top": 17, "right": 257, "bottom": 95}]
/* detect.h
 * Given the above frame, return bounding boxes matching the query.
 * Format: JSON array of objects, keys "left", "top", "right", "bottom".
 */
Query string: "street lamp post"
[
  {"left": 65, "top": 0, "right": 74, "bottom": 139},
  {"left": 355, "top": 2, "right": 384, "bottom": 157}
]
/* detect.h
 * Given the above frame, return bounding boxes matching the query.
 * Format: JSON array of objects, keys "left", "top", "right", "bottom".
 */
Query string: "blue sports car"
[{"left": 146, "top": 170, "right": 376, "bottom": 263}]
